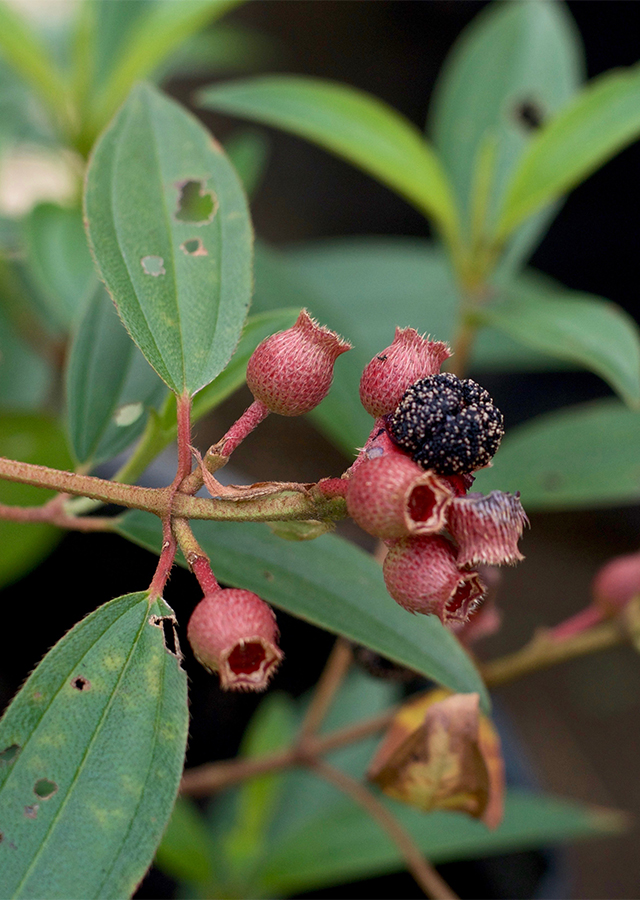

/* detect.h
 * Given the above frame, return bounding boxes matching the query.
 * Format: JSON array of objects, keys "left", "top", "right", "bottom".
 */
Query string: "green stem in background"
[{"left": 297, "top": 638, "right": 353, "bottom": 750}]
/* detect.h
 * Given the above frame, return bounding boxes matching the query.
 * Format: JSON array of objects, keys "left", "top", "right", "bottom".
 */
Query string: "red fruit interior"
[
  {"left": 228, "top": 641, "right": 266, "bottom": 674},
  {"left": 408, "top": 485, "right": 436, "bottom": 522},
  {"left": 447, "top": 579, "right": 477, "bottom": 616}
]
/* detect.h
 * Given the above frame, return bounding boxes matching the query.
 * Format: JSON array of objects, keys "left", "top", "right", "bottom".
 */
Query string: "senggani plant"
[{"left": 1, "top": 2, "right": 640, "bottom": 899}]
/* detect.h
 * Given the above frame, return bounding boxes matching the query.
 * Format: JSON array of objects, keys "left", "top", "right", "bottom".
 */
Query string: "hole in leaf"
[
  {"left": 71, "top": 675, "right": 91, "bottom": 692},
  {"left": 141, "top": 255, "right": 165, "bottom": 276},
  {"left": 149, "top": 615, "right": 182, "bottom": 661},
  {"left": 175, "top": 180, "right": 217, "bottom": 225},
  {"left": 180, "top": 237, "right": 208, "bottom": 256},
  {"left": 229, "top": 641, "right": 265, "bottom": 675},
  {"left": 24, "top": 804, "right": 38, "bottom": 819},
  {"left": 113, "top": 402, "right": 144, "bottom": 428},
  {"left": 0, "top": 744, "right": 20, "bottom": 765},
  {"left": 513, "top": 99, "right": 545, "bottom": 131},
  {"left": 34, "top": 778, "right": 58, "bottom": 800}
]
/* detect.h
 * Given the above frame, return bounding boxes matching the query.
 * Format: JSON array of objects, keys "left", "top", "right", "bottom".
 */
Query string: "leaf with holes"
[
  {"left": 66, "top": 283, "right": 167, "bottom": 468},
  {"left": 496, "top": 64, "right": 640, "bottom": 241},
  {"left": 117, "top": 512, "right": 489, "bottom": 707},
  {"left": 85, "top": 82, "right": 252, "bottom": 397},
  {"left": 474, "top": 399, "right": 640, "bottom": 511},
  {"left": 427, "top": 0, "right": 583, "bottom": 273},
  {"left": 197, "top": 75, "right": 460, "bottom": 247},
  {"left": 0, "top": 591, "right": 188, "bottom": 899}
]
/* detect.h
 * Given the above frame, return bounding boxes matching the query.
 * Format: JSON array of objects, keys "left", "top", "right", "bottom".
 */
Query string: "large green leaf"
[
  {"left": 85, "top": 82, "right": 253, "bottom": 397},
  {"left": 117, "top": 511, "right": 488, "bottom": 704},
  {"left": 252, "top": 238, "right": 561, "bottom": 456},
  {"left": 86, "top": 0, "right": 241, "bottom": 142},
  {"left": 478, "top": 280, "right": 640, "bottom": 407},
  {"left": 197, "top": 76, "right": 460, "bottom": 246},
  {"left": 428, "top": 0, "right": 582, "bottom": 235},
  {"left": 259, "top": 787, "right": 624, "bottom": 896},
  {"left": 25, "top": 203, "right": 98, "bottom": 329},
  {"left": 154, "top": 796, "right": 218, "bottom": 889},
  {"left": 474, "top": 399, "right": 640, "bottom": 510},
  {"left": 496, "top": 64, "right": 640, "bottom": 241},
  {"left": 0, "top": 305, "right": 50, "bottom": 409},
  {"left": 0, "top": 414, "right": 72, "bottom": 589},
  {"left": 66, "top": 284, "right": 167, "bottom": 468},
  {"left": 0, "top": 591, "right": 188, "bottom": 899}
]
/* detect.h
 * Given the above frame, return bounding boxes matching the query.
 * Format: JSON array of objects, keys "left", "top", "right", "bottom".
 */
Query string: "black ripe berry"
[{"left": 388, "top": 373, "right": 504, "bottom": 475}]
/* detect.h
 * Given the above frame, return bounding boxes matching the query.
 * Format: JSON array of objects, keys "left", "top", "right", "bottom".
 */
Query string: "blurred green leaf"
[
  {"left": 117, "top": 511, "right": 489, "bottom": 704},
  {"left": 86, "top": 0, "right": 241, "bottom": 142},
  {"left": 224, "top": 128, "right": 270, "bottom": 198},
  {"left": 0, "top": 592, "right": 188, "bottom": 898},
  {"left": 197, "top": 75, "right": 460, "bottom": 246},
  {"left": 474, "top": 399, "right": 640, "bottom": 510},
  {"left": 155, "top": 797, "right": 217, "bottom": 888},
  {"left": 0, "top": 304, "right": 50, "bottom": 409},
  {"left": 159, "top": 23, "right": 280, "bottom": 81},
  {"left": 66, "top": 284, "right": 167, "bottom": 468},
  {"left": 0, "top": 1, "right": 71, "bottom": 136},
  {"left": 85, "top": 82, "right": 252, "bottom": 397},
  {"left": 429, "top": 0, "right": 582, "bottom": 248},
  {"left": 24, "top": 203, "right": 97, "bottom": 328},
  {"left": 0, "top": 414, "right": 71, "bottom": 588},
  {"left": 497, "top": 64, "right": 640, "bottom": 241},
  {"left": 259, "top": 787, "right": 625, "bottom": 896},
  {"left": 478, "top": 281, "right": 640, "bottom": 407}
]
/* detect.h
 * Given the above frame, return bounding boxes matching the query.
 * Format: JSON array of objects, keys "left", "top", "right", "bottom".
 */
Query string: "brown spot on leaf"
[
  {"left": 263, "top": 571, "right": 274, "bottom": 582},
  {"left": 24, "top": 805, "right": 38, "bottom": 819},
  {"left": 512, "top": 98, "right": 545, "bottom": 131}
]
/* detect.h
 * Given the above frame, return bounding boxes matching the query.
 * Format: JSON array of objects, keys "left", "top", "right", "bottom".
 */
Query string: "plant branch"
[
  {"left": 480, "top": 618, "right": 626, "bottom": 688},
  {"left": 297, "top": 638, "right": 353, "bottom": 747},
  {"left": 310, "top": 759, "right": 458, "bottom": 900},
  {"left": 180, "top": 707, "right": 398, "bottom": 796},
  {"left": 0, "top": 501, "right": 114, "bottom": 532}
]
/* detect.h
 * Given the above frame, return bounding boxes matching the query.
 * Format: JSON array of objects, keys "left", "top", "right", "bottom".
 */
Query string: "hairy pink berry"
[
  {"left": 592, "top": 551, "right": 640, "bottom": 616},
  {"left": 347, "top": 454, "right": 454, "bottom": 540},
  {"left": 383, "top": 534, "right": 486, "bottom": 624},
  {"left": 447, "top": 491, "right": 528, "bottom": 567},
  {"left": 359, "top": 328, "right": 451, "bottom": 418},
  {"left": 246, "top": 309, "right": 351, "bottom": 416},
  {"left": 187, "top": 589, "right": 283, "bottom": 691}
]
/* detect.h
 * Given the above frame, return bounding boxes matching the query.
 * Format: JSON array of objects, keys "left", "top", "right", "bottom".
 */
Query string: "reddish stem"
[
  {"left": 149, "top": 519, "right": 177, "bottom": 598},
  {"left": 172, "top": 516, "right": 219, "bottom": 594},
  {"left": 218, "top": 399, "right": 270, "bottom": 456},
  {"left": 190, "top": 555, "right": 220, "bottom": 595},
  {"left": 547, "top": 604, "right": 605, "bottom": 642}
]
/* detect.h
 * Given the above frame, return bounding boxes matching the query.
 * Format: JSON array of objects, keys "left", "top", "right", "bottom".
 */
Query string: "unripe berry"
[
  {"left": 246, "top": 309, "right": 351, "bottom": 416},
  {"left": 359, "top": 328, "right": 451, "bottom": 418},
  {"left": 389, "top": 373, "right": 504, "bottom": 475},
  {"left": 592, "top": 551, "right": 640, "bottom": 616},
  {"left": 347, "top": 454, "right": 454, "bottom": 540},
  {"left": 187, "top": 589, "right": 283, "bottom": 691},
  {"left": 447, "top": 491, "right": 528, "bottom": 567},
  {"left": 383, "top": 534, "right": 486, "bottom": 624}
]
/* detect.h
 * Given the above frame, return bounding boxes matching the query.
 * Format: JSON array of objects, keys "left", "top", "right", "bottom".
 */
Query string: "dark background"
[{"left": 2, "top": 2, "right": 640, "bottom": 898}]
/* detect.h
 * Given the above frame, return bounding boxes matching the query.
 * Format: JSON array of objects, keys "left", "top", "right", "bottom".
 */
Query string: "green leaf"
[
  {"left": 86, "top": 0, "right": 241, "bottom": 141},
  {"left": 197, "top": 75, "right": 460, "bottom": 246},
  {"left": 477, "top": 280, "right": 640, "bottom": 407},
  {"left": 66, "top": 284, "right": 167, "bottom": 468},
  {"left": 24, "top": 203, "right": 98, "bottom": 329},
  {"left": 0, "top": 591, "right": 188, "bottom": 899},
  {"left": 0, "top": 414, "right": 72, "bottom": 588},
  {"left": 0, "top": 305, "right": 51, "bottom": 409},
  {"left": 259, "top": 787, "right": 625, "bottom": 896},
  {"left": 428, "top": 0, "right": 581, "bottom": 262},
  {"left": 0, "top": 1, "right": 71, "bottom": 136},
  {"left": 252, "top": 239, "right": 559, "bottom": 456},
  {"left": 224, "top": 128, "right": 270, "bottom": 198},
  {"left": 155, "top": 797, "right": 217, "bottom": 888},
  {"left": 116, "top": 512, "right": 489, "bottom": 705},
  {"left": 496, "top": 65, "right": 640, "bottom": 241},
  {"left": 85, "top": 82, "right": 253, "bottom": 397},
  {"left": 474, "top": 399, "right": 640, "bottom": 510}
]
